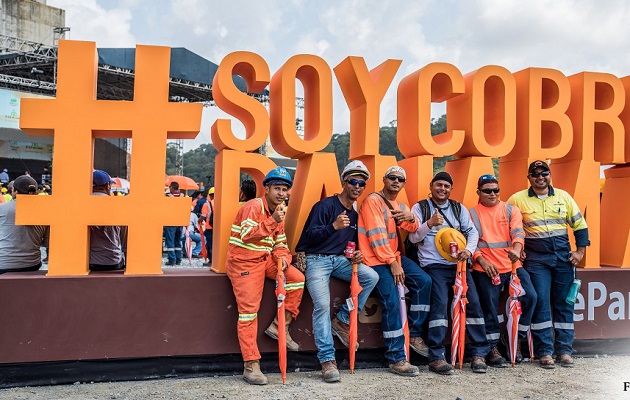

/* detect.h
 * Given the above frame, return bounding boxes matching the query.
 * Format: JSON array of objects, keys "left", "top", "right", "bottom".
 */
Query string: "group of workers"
[{"left": 226, "top": 160, "right": 589, "bottom": 385}]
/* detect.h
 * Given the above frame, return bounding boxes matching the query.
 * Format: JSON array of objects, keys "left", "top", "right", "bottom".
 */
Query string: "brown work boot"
[
  {"left": 389, "top": 360, "right": 420, "bottom": 377},
  {"left": 331, "top": 316, "right": 358, "bottom": 350},
  {"left": 557, "top": 353, "right": 574, "bottom": 368},
  {"left": 321, "top": 360, "right": 341, "bottom": 383},
  {"left": 470, "top": 356, "right": 488, "bottom": 373},
  {"left": 409, "top": 336, "right": 429, "bottom": 357},
  {"left": 539, "top": 354, "right": 556, "bottom": 369},
  {"left": 264, "top": 312, "right": 300, "bottom": 351},
  {"left": 428, "top": 359, "right": 453, "bottom": 375},
  {"left": 243, "top": 360, "right": 268, "bottom": 385},
  {"left": 486, "top": 346, "right": 507, "bottom": 368}
]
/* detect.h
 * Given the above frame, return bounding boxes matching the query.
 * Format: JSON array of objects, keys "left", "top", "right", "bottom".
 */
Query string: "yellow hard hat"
[
  {"left": 1, "top": 188, "right": 6, "bottom": 193},
  {"left": 435, "top": 227, "right": 467, "bottom": 262},
  {"left": 208, "top": 187, "right": 215, "bottom": 195}
]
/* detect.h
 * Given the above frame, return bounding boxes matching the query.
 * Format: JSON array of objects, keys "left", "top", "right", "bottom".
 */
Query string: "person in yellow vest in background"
[
  {"left": 1, "top": 187, "right": 11, "bottom": 203},
  {"left": 469, "top": 174, "right": 537, "bottom": 367}
]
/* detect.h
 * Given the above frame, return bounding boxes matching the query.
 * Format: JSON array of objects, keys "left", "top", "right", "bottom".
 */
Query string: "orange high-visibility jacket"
[
  {"left": 226, "top": 197, "right": 291, "bottom": 266},
  {"left": 469, "top": 201, "right": 525, "bottom": 274},
  {"left": 358, "top": 193, "right": 418, "bottom": 267}
]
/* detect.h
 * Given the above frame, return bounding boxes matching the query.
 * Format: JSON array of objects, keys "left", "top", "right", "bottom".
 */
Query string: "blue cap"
[
  {"left": 93, "top": 170, "right": 115, "bottom": 186},
  {"left": 477, "top": 174, "right": 498, "bottom": 188}
]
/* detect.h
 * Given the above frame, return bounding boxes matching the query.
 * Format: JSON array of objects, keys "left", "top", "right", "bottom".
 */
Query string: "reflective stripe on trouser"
[
  {"left": 524, "top": 258, "right": 575, "bottom": 357},
  {"left": 372, "top": 256, "right": 432, "bottom": 363},
  {"left": 227, "top": 256, "right": 305, "bottom": 361},
  {"left": 472, "top": 268, "right": 538, "bottom": 348},
  {"left": 424, "top": 264, "right": 490, "bottom": 361},
  {"left": 164, "top": 226, "right": 182, "bottom": 262}
]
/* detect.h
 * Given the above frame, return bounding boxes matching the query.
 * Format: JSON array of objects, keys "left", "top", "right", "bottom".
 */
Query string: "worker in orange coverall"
[{"left": 226, "top": 166, "right": 305, "bottom": 385}]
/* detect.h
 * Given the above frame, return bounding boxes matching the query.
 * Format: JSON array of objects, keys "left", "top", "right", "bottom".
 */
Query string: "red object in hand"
[
  {"left": 492, "top": 274, "right": 501, "bottom": 285},
  {"left": 345, "top": 241, "right": 356, "bottom": 259},
  {"left": 449, "top": 242, "right": 458, "bottom": 258}
]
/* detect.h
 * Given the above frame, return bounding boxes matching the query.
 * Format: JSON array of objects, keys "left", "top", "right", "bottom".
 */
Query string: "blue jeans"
[
  {"left": 424, "top": 264, "right": 489, "bottom": 361},
  {"left": 473, "top": 268, "right": 537, "bottom": 348},
  {"left": 204, "top": 229, "right": 213, "bottom": 260},
  {"left": 524, "top": 258, "right": 575, "bottom": 357},
  {"left": 189, "top": 232, "right": 202, "bottom": 256},
  {"left": 372, "top": 256, "right": 432, "bottom": 363},
  {"left": 164, "top": 226, "right": 182, "bottom": 263},
  {"left": 304, "top": 254, "right": 379, "bottom": 363}
]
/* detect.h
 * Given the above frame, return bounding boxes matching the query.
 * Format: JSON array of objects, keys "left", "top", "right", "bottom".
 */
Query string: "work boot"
[
  {"left": 243, "top": 360, "right": 268, "bottom": 385},
  {"left": 539, "top": 354, "right": 555, "bottom": 369},
  {"left": 486, "top": 346, "right": 507, "bottom": 368},
  {"left": 557, "top": 353, "right": 574, "bottom": 368},
  {"left": 409, "top": 336, "right": 429, "bottom": 357},
  {"left": 428, "top": 359, "right": 454, "bottom": 375},
  {"left": 389, "top": 360, "right": 420, "bottom": 377},
  {"left": 265, "top": 311, "right": 300, "bottom": 351},
  {"left": 331, "top": 316, "right": 358, "bottom": 350},
  {"left": 321, "top": 360, "right": 341, "bottom": 383},
  {"left": 470, "top": 356, "right": 488, "bottom": 373},
  {"left": 514, "top": 338, "right": 524, "bottom": 364}
]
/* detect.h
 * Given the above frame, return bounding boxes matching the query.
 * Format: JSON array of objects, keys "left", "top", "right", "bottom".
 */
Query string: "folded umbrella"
[
  {"left": 348, "top": 261, "right": 362, "bottom": 374},
  {"left": 506, "top": 262, "right": 528, "bottom": 367},
  {"left": 397, "top": 283, "right": 411, "bottom": 361},
  {"left": 275, "top": 258, "right": 287, "bottom": 384},
  {"left": 197, "top": 220, "right": 208, "bottom": 261},
  {"left": 184, "top": 226, "right": 193, "bottom": 266},
  {"left": 451, "top": 260, "right": 468, "bottom": 369}
]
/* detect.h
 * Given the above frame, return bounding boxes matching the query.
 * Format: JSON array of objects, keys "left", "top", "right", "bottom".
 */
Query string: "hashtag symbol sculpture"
[{"left": 16, "top": 40, "right": 202, "bottom": 275}]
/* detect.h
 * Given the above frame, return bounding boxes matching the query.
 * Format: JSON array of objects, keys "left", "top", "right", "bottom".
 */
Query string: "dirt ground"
[{"left": 2, "top": 355, "right": 629, "bottom": 400}]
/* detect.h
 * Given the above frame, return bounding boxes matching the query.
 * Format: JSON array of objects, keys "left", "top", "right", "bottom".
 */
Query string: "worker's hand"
[
  {"left": 481, "top": 260, "right": 499, "bottom": 279},
  {"left": 391, "top": 209, "right": 416, "bottom": 224},
  {"left": 427, "top": 209, "right": 444, "bottom": 228},
  {"left": 457, "top": 249, "right": 472, "bottom": 262},
  {"left": 281, "top": 258, "right": 290, "bottom": 271},
  {"left": 332, "top": 210, "right": 350, "bottom": 230},
  {"left": 351, "top": 250, "right": 363, "bottom": 264},
  {"left": 272, "top": 204, "right": 286, "bottom": 223},
  {"left": 504, "top": 248, "right": 521, "bottom": 263},
  {"left": 569, "top": 249, "right": 585, "bottom": 266},
  {"left": 389, "top": 259, "right": 405, "bottom": 286},
  {"left": 520, "top": 250, "right": 527, "bottom": 262}
]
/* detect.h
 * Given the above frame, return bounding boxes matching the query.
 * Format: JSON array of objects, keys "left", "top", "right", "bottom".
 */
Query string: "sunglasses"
[
  {"left": 386, "top": 175, "right": 406, "bottom": 183},
  {"left": 480, "top": 188, "right": 500, "bottom": 194},
  {"left": 346, "top": 178, "right": 366, "bottom": 187},
  {"left": 530, "top": 171, "right": 550, "bottom": 178}
]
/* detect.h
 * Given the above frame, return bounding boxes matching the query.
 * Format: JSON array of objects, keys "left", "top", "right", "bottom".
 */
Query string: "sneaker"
[
  {"left": 428, "top": 359, "right": 453, "bottom": 375},
  {"left": 409, "top": 336, "right": 429, "bottom": 357},
  {"left": 331, "top": 317, "right": 358, "bottom": 350},
  {"left": 539, "top": 354, "right": 555, "bottom": 369},
  {"left": 321, "top": 360, "right": 340, "bottom": 383},
  {"left": 486, "top": 346, "right": 507, "bottom": 368},
  {"left": 470, "top": 356, "right": 488, "bottom": 373},
  {"left": 557, "top": 353, "right": 574, "bottom": 368},
  {"left": 389, "top": 360, "right": 419, "bottom": 377}
]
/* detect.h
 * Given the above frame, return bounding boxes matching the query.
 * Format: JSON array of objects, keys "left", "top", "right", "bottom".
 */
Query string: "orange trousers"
[{"left": 227, "top": 255, "right": 304, "bottom": 361}]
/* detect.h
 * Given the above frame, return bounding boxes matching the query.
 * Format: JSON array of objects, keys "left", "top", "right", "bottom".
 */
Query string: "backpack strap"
[{"left": 418, "top": 199, "right": 431, "bottom": 224}]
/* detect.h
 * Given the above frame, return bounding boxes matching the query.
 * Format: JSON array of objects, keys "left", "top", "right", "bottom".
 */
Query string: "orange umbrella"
[
  {"left": 451, "top": 260, "right": 468, "bottom": 369},
  {"left": 197, "top": 220, "right": 208, "bottom": 261},
  {"left": 348, "top": 261, "right": 362, "bottom": 373},
  {"left": 275, "top": 258, "right": 287, "bottom": 384},
  {"left": 111, "top": 177, "right": 130, "bottom": 193},
  {"left": 165, "top": 175, "right": 199, "bottom": 191},
  {"left": 398, "top": 283, "right": 411, "bottom": 361},
  {"left": 506, "top": 262, "right": 532, "bottom": 366}
]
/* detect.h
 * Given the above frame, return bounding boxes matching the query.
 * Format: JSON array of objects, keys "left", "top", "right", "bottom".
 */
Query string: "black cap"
[
  {"left": 431, "top": 171, "right": 453, "bottom": 185},
  {"left": 528, "top": 160, "right": 550, "bottom": 174},
  {"left": 13, "top": 175, "right": 38, "bottom": 194}
]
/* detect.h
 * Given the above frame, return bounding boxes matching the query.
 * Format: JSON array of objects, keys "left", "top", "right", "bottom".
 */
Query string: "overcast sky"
[{"left": 47, "top": 0, "right": 630, "bottom": 151}]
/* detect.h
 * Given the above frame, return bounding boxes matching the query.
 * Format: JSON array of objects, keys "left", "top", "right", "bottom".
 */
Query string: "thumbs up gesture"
[
  {"left": 427, "top": 208, "right": 444, "bottom": 228},
  {"left": 272, "top": 203, "right": 286, "bottom": 223},
  {"left": 333, "top": 210, "right": 351, "bottom": 230}
]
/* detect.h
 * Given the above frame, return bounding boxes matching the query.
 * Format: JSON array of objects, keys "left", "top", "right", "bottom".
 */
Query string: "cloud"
[{"left": 48, "top": 0, "right": 135, "bottom": 47}]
